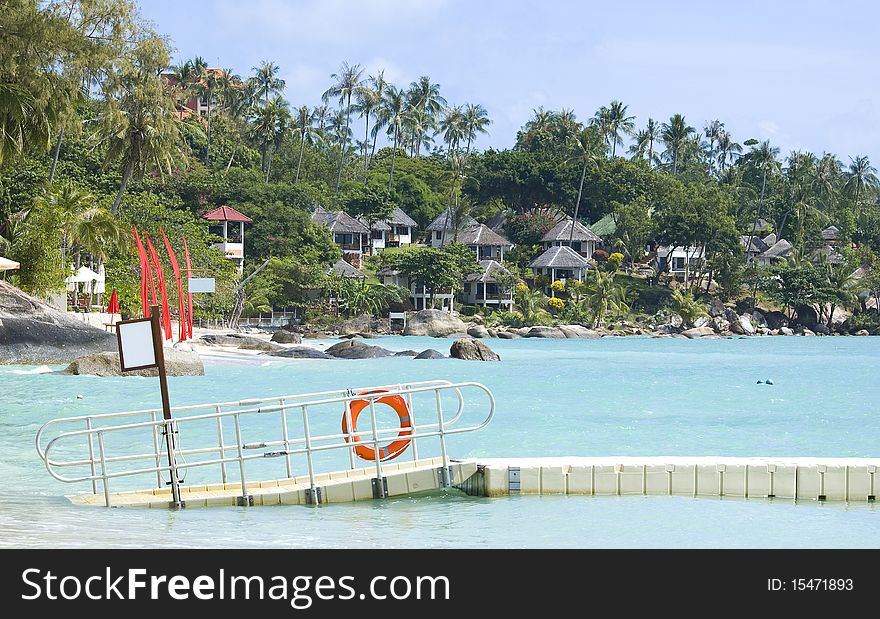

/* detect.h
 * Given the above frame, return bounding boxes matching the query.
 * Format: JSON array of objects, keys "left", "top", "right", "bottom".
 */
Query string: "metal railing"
[{"left": 36, "top": 380, "right": 495, "bottom": 507}]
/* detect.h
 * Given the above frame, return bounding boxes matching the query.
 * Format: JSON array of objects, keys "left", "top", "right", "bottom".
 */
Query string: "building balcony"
[{"left": 212, "top": 242, "right": 243, "bottom": 259}]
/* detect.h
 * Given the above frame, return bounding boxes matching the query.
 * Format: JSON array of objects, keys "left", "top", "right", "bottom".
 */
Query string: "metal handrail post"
[
  {"left": 232, "top": 414, "right": 250, "bottom": 506},
  {"left": 279, "top": 399, "right": 293, "bottom": 479},
  {"left": 150, "top": 412, "right": 162, "bottom": 489},
  {"left": 85, "top": 417, "right": 97, "bottom": 494},
  {"left": 96, "top": 431, "right": 110, "bottom": 507},
  {"left": 164, "top": 419, "right": 183, "bottom": 508},
  {"left": 405, "top": 389, "right": 419, "bottom": 461},
  {"left": 368, "top": 395, "right": 385, "bottom": 498},
  {"left": 215, "top": 406, "right": 228, "bottom": 484},
  {"left": 434, "top": 390, "right": 451, "bottom": 487},
  {"left": 343, "top": 397, "right": 356, "bottom": 470},
  {"left": 301, "top": 405, "right": 319, "bottom": 505}
]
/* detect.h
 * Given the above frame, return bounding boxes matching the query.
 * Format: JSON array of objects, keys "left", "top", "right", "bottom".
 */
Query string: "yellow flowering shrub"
[
  {"left": 550, "top": 279, "right": 566, "bottom": 293},
  {"left": 547, "top": 297, "right": 565, "bottom": 311},
  {"left": 515, "top": 282, "right": 530, "bottom": 295}
]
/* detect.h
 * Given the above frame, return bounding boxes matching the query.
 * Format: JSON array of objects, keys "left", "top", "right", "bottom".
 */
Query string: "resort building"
[
  {"left": 311, "top": 207, "right": 370, "bottom": 267},
  {"left": 328, "top": 258, "right": 365, "bottom": 279},
  {"left": 455, "top": 224, "right": 513, "bottom": 261},
  {"left": 426, "top": 208, "right": 478, "bottom": 247},
  {"left": 161, "top": 68, "right": 232, "bottom": 120},
  {"left": 529, "top": 246, "right": 593, "bottom": 294},
  {"left": 655, "top": 246, "right": 705, "bottom": 279},
  {"left": 822, "top": 225, "right": 841, "bottom": 245},
  {"left": 539, "top": 218, "right": 603, "bottom": 259},
  {"left": 203, "top": 205, "right": 252, "bottom": 274},
  {"left": 461, "top": 260, "right": 515, "bottom": 310},
  {"left": 740, "top": 234, "right": 770, "bottom": 262},
  {"left": 377, "top": 267, "right": 454, "bottom": 313},
  {"left": 362, "top": 206, "right": 418, "bottom": 253}
]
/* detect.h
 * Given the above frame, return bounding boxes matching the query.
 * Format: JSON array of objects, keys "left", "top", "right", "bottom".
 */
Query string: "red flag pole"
[
  {"left": 183, "top": 237, "right": 194, "bottom": 340},
  {"left": 161, "top": 228, "right": 187, "bottom": 342},
  {"left": 145, "top": 233, "right": 173, "bottom": 340}
]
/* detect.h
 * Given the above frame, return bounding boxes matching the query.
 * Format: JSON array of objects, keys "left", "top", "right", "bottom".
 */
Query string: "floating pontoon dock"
[{"left": 37, "top": 381, "right": 877, "bottom": 507}]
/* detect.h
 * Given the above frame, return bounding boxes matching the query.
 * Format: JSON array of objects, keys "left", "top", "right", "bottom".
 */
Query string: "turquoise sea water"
[{"left": 1, "top": 335, "right": 878, "bottom": 548}]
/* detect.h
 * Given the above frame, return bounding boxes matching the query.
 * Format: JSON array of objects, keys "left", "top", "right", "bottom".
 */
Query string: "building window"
[
  {"left": 434, "top": 231, "right": 442, "bottom": 240},
  {"left": 672, "top": 257, "right": 685, "bottom": 271},
  {"left": 335, "top": 233, "right": 353, "bottom": 245},
  {"left": 571, "top": 241, "right": 582, "bottom": 252},
  {"left": 371, "top": 229, "right": 383, "bottom": 240},
  {"left": 396, "top": 226, "right": 409, "bottom": 235},
  {"left": 486, "top": 283, "right": 498, "bottom": 295}
]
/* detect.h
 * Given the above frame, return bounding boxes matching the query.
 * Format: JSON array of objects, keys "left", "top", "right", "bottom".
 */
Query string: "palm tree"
[
  {"left": 843, "top": 155, "right": 878, "bottom": 208},
  {"left": 291, "top": 105, "right": 315, "bottom": 183},
  {"left": 353, "top": 83, "right": 381, "bottom": 174},
  {"left": 628, "top": 118, "right": 660, "bottom": 165},
  {"left": 0, "top": 82, "right": 52, "bottom": 168},
  {"left": 605, "top": 100, "right": 635, "bottom": 157},
  {"left": 250, "top": 61, "right": 285, "bottom": 105},
  {"left": 584, "top": 270, "right": 629, "bottom": 328},
  {"left": 567, "top": 127, "right": 604, "bottom": 242},
  {"left": 407, "top": 76, "right": 446, "bottom": 156},
  {"left": 462, "top": 103, "right": 491, "bottom": 154},
  {"left": 322, "top": 62, "right": 365, "bottom": 196},
  {"left": 661, "top": 114, "right": 696, "bottom": 175},
  {"left": 814, "top": 153, "right": 842, "bottom": 213},
  {"left": 745, "top": 140, "right": 781, "bottom": 299},
  {"left": 703, "top": 119, "right": 723, "bottom": 168},
  {"left": 715, "top": 130, "right": 742, "bottom": 172},
  {"left": 365, "top": 71, "right": 388, "bottom": 161},
  {"left": 670, "top": 288, "right": 708, "bottom": 327},
  {"left": 248, "top": 95, "right": 290, "bottom": 181},
  {"left": 438, "top": 105, "right": 466, "bottom": 156},
  {"left": 379, "top": 85, "right": 406, "bottom": 195},
  {"left": 221, "top": 74, "right": 254, "bottom": 171},
  {"left": 100, "top": 48, "right": 185, "bottom": 215},
  {"left": 168, "top": 60, "right": 197, "bottom": 120}
]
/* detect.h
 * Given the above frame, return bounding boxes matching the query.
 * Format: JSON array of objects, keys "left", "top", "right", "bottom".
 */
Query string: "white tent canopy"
[
  {"left": 0, "top": 256, "right": 20, "bottom": 272},
  {"left": 65, "top": 265, "right": 104, "bottom": 294}
]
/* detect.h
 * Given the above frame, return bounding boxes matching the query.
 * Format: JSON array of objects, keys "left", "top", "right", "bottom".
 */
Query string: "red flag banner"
[
  {"left": 161, "top": 228, "right": 187, "bottom": 342},
  {"left": 144, "top": 233, "right": 173, "bottom": 340},
  {"left": 183, "top": 237, "right": 194, "bottom": 340},
  {"left": 132, "top": 227, "right": 150, "bottom": 318}
]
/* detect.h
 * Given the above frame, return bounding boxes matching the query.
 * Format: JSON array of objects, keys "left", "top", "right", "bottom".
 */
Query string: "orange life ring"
[{"left": 342, "top": 390, "right": 412, "bottom": 461}]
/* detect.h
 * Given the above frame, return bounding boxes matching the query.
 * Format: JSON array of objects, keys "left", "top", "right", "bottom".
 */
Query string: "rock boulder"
[
  {"left": 682, "top": 326, "right": 715, "bottom": 339},
  {"left": 325, "top": 339, "right": 394, "bottom": 359},
  {"left": 558, "top": 325, "right": 601, "bottom": 339},
  {"left": 449, "top": 338, "right": 500, "bottom": 361},
  {"left": 467, "top": 325, "right": 490, "bottom": 338},
  {"left": 414, "top": 349, "right": 446, "bottom": 359},
  {"left": 403, "top": 310, "right": 469, "bottom": 337},
  {"left": 63, "top": 348, "right": 204, "bottom": 377},
  {"left": 266, "top": 346, "right": 333, "bottom": 359},
  {"left": 0, "top": 281, "right": 116, "bottom": 364},
  {"left": 271, "top": 330, "right": 302, "bottom": 344},
  {"left": 524, "top": 326, "right": 566, "bottom": 338}
]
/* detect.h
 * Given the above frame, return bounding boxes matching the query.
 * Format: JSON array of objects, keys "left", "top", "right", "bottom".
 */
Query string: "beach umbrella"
[
  {"left": 106, "top": 289, "right": 120, "bottom": 314},
  {"left": 0, "top": 256, "right": 20, "bottom": 271}
]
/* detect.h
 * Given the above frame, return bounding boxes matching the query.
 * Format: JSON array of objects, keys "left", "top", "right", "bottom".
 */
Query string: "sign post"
[{"left": 116, "top": 304, "right": 184, "bottom": 509}]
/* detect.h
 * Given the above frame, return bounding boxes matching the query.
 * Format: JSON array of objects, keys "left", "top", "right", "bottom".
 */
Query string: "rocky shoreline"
[{"left": 283, "top": 307, "right": 879, "bottom": 341}]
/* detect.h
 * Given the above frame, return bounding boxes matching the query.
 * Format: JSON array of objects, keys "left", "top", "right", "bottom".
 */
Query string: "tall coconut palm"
[
  {"left": 407, "top": 76, "right": 446, "bottom": 156},
  {"left": 715, "top": 129, "right": 742, "bottom": 172},
  {"left": 606, "top": 100, "right": 635, "bottom": 157},
  {"left": 0, "top": 83, "right": 52, "bottom": 168},
  {"left": 813, "top": 153, "right": 842, "bottom": 214},
  {"left": 222, "top": 79, "right": 256, "bottom": 171},
  {"left": 462, "top": 103, "right": 491, "bottom": 154},
  {"left": 352, "top": 84, "right": 381, "bottom": 175},
  {"left": 248, "top": 95, "right": 289, "bottom": 180},
  {"left": 322, "top": 62, "right": 365, "bottom": 196},
  {"left": 661, "top": 114, "right": 696, "bottom": 175},
  {"left": 250, "top": 61, "right": 285, "bottom": 105},
  {"left": 328, "top": 107, "right": 353, "bottom": 157},
  {"left": 745, "top": 140, "right": 781, "bottom": 298},
  {"left": 100, "top": 40, "right": 185, "bottom": 216},
  {"left": 189, "top": 57, "right": 219, "bottom": 166},
  {"left": 843, "top": 155, "right": 878, "bottom": 208},
  {"left": 365, "top": 72, "right": 389, "bottom": 162},
  {"left": 291, "top": 105, "right": 315, "bottom": 183},
  {"left": 438, "top": 105, "right": 466, "bottom": 156},
  {"left": 628, "top": 117, "right": 660, "bottom": 165},
  {"left": 567, "top": 126, "right": 604, "bottom": 242},
  {"left": 379, "top": 85, "right": 406, "bottom": 195},
  {"left": 703, "top": 119, "right": 723, "bottom": 168}
]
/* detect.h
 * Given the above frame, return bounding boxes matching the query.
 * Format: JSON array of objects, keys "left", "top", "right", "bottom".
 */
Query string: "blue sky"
[{"left": 140, "top": 0, "right": 880, "bottom": 163}]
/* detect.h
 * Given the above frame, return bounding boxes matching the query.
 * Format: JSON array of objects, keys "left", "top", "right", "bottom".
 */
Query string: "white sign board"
[
  {"left": 116, "top": 317, "right": 157, "bottom": 371},
  {"left": 188, "top": 277, "right": 215, "bottom": 293}
]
